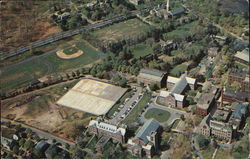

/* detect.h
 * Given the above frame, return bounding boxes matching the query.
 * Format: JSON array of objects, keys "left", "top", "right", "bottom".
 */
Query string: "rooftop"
[
  {"left": 57, "top": 79, "right": 127, "bottom": 115},
  {"left": 170, "top": 8, "right": 185, "bottom": 16},
  {"left": 138, "top": 69, "right": 165, "bottom": 82},
  {"left": 224, "top": 89, "right": 249, "bottom": 101},
  {"left": 134, "top": 119, "right": 160, "bottom": 144},
  {"left": 171, "top": 75, "right": 188, "bottom": 94},
  {"left": 213, "top": 109, "right": 231, "bottom": 122},
  {"left": 231, "top": 103, "right": 248, "bottom": 119},
  {"left": 234, "top": 48, "right": 249, "bottom": 63},
  {"left": 197, "top": 93, "right": 215, "bottom": 109}
]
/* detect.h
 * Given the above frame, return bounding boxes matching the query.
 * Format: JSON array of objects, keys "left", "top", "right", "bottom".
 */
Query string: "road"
[{"left": 109, "top": 87, "right": 143, "bottom": 125}]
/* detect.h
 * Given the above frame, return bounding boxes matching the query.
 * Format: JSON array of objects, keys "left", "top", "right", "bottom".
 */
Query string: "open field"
[
  {"left": 170, "top": 63, "right": 188, "bottom": 76},
  {"left": 131, "top": 43, "right": 153, "bottom": 58},
  {"left": 1, "top": 79, "right": 95, "bottom": 141},
  {"left": 0, "top": 39, "right": 101, "bottom": 92},
  {"left": 57, "top": 79, "right": 128, "bottom": 115},
  {"left": 90, "top": 18, "right": 151, "bottom": 44},
  {"left": 144, "top": 108, "right": 171, "bottom": 123}
]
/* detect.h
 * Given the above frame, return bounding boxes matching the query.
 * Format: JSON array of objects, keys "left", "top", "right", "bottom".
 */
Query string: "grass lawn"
[
  {"left": 171, "top": 119, "right": 180, "bottom": 129},
  {"left": 170, "top": 50, "right": 182, "bottom": 56},
  {"left": 91, "top": 18, "right": 151, "bottom": 44},
  {"left": 24, "top": 94, "right": 51, "bottom": 115},
  {"left": 107, "top": 90, "right": 133, "bottom": 118},
  {"left": 170, "top": 64, "right": 188, "bottom": 76},
  {"left": 144, "top": 108, "right": 171, "bottom": 123},
  {"left": 122, "top": 92, "right": 151, "bottom": 125},
  {"left": 86, "top": 136, "right": 98, "bottom": 150},
  {"left": 1, "top": 40, "right": 101, "bottom": 92},
  {"left": 131, "top": 43, "right": 153, "bottom": 58}
]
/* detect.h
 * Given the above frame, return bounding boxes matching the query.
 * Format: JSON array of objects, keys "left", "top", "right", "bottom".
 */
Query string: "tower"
[{"left": 166, "top": 0, "right": 170, "bottom": 12}]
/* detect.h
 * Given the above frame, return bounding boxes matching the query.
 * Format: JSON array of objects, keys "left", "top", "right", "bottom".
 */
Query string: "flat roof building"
[
  {"left": 137, "top": 69, "right": 167, "bottom": 88},
  {"left": 57, "top": 79, "right": 127, "bottom": 115},
  {"left": 234, "top": 48, "right": 249, "bottom": 65}
]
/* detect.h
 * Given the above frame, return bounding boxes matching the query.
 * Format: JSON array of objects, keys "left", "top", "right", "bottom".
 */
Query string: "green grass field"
[
  {"left": 131, "top": 43, "right": 153, "bottom": 58},
  {"left": 144, "top": 108, "right": 171, "bottom": 123},
  {"left": 170, "top": 64, "right": 188, "bottom": 76},
  {"left": 91, "top": 19, "right": 151, "bottom": 44},
  {"left": 1, "top": 40, "right": 101, "bottom": 92},
  {"left": 170, "top": 50, "right": 182, "bottom": 56}
]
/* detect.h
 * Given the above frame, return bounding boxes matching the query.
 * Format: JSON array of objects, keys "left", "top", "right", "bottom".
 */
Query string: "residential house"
[
  {"left": 137, "top": 69, "right": 167, "bottom": 88},
  {"left": 127, "top": 119, "right": 161, "bottom": 158},
  {"left": 88, "top": 119, "right": 127, "bottom": 143}
]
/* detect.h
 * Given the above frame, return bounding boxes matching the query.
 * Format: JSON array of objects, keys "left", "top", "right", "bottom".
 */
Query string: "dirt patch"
[{"left": 56, "top": 49, "right": 84, "bottom": 59}]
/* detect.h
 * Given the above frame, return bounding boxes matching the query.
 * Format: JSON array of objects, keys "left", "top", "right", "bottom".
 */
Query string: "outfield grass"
[
  {"left": 170, "top": 64, "right": 188, "bottom": 76},
  {"left": 144, "top": 108, "right": 171, "bottom": 123},
  {"left": 91, "top": 18, "right": 151, "bottom": 44},
  {"left": 107, "top": 90, "right": 133, "bottom": 118},
  {"left": 1, "top": 40, "right": 101, "bottom": 92},
  {"left": 122, "top": 92, "right": 151, "bottom": 125},
  {"left": 131, "top": 43, "right": 153, "bottom": 58}
]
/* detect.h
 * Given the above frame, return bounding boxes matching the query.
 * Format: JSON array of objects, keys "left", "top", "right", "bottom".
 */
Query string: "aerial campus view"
[{"left": 0, "top": 0, "right": 249, "bottom": 159}]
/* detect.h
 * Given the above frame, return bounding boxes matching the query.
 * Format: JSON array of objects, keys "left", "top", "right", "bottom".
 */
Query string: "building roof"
[
  {"left": 224, "top": 89, "right": 249, "bottom": 101},
  {"left": 134, "top": 119, "right": 160, "bottom": 144},
  {"left": 234, "top": 48, "right": 249, "bottom": 63},
  {"left": 197, "top": 93, "right": 215, "bottom": 109},
  {"left": 167, "top": 76, "right": 180, "bottom": 84},
  {"left": 170, "top": 8, "right": 185, "bottom": 16},
  {"left": 210, "top": 120, "right": 232, "bottom": 132},
  {"left": 171, "top": 75, "right": 188, "bottom": 94},
  {"left": 89, "top": 120, "right": 126, "bottom": 136},
  {"left": 138, "top": 69, "right": 165, "bottom": 82},
  {"left": 230, "top": 69, "right": 248, "bottom": 78},
  {"left": 159, "top": 91, "right": 184, "bottom": 101},
  {"left": 231, "top": 104, "right": 248, "bottom": 119},
  {"left": 200, "top": 114, "right": 213, "bottom": 128},
  {"left": 213, "top": 109, "right": 231, "bottom": 122}
]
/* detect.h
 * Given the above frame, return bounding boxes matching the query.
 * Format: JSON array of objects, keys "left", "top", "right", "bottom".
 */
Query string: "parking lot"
[{"left": 109, "top": 87, "right": 143, "bottom": 125}]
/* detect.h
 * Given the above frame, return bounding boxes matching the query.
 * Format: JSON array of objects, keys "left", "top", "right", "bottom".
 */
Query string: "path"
[{"left": 212, "top": 148, "right": 218, "bottom": 159}]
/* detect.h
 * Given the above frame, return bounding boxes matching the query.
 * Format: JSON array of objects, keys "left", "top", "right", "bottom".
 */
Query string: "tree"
[
  {"left": 231, "top": 81, "right": 241, "bottom": 92},
  {"left": 152, "top": 43, "right": 161, "bottom": 54},
  {"left": 149, "top": 83, "right": 158, "bottom": 91},
  {"left": 71, "top": 72, "right": 76, "bottom": 78},
  {"left": 13, "top": 145, "right": 19, "bottom": 154},
  {"left": 118, "top": 78, "right": 127, "bottom": 88},
  {"left": 24, "top": 140, "right": 34, "bottom": 150},
  {"left": 19, "top": 138, "right": 25, "bottom": 147},
  {"left": 197, "top": 135, "right": 210, "bottom": 149},
  {"left": 76, "top": 70, "right": 80, "bottom": 77},
  {"left": 180, "top": 114, "right": 185, "bottom": 121}
]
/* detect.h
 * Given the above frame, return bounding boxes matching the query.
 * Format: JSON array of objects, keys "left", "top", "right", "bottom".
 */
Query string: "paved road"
[{"left": 109, "top": 87, "right": 143, "bottom": 125}]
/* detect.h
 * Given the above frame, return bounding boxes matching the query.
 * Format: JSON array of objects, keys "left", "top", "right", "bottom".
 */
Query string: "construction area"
[{"left": 57, "top": 79, "right": 128, "bottom": 115}]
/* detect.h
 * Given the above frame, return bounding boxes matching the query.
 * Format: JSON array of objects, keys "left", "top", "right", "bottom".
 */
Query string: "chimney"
[{"left": 166, "top": 0, "right": 170, "bottom": 12}]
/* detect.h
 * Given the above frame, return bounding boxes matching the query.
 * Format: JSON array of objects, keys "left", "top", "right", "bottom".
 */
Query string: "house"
[
  {"left": 234, "top": 48, "right": 249, "bottom": 65},
  {"left": 160, "top": 40, "right": 174, "bottom": 53},
  {"left": 157, "top": 74, "right": 196, "bottom": 109},
  {"left": 228, "top": 69, "right": 249, "bottom": 92},
  {"left": 45, "top": 145, "right": 70, "bottom": 159},
  {"left": 88, "top": 118, "right": 127, "bottom": 143},
  {"left": 127, "top": 119, "right": 161, "bottom": 158},
  {"left": 208, "top": 47, "right": 219, "bottom": 58},
  {"left": 196, "top": 93, "right": 216, "bottom": 118},
  {"left": 1, "top": 137, "right": 13, "bottom": 151},
  {"left": 137, "top": 69, "right": 167, "bottom": 88}
]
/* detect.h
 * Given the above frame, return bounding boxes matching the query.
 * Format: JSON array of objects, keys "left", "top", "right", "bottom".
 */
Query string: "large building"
[
  {"left": 137, "top": 69, "right": 167, "bottom": 88},
  {"left": 57, "top": 79, "right": 127, "bottom": 115},
  {"left": 157, "top": 74, "right": 196, "bottom": 108},
  {"left": 228, "top": 69, "right": 249, "bottom": 92},
  {"left": 127, "top": 119, "right": 161, "bottom": 158},
  {"left": 198, "top": 113, "right": 233, "bottom": 143},
  {"left": 222, "top": 89, "right": 250, "bottom": 103},
  {"left": 234, "top": 48, "right": 249, "bottom": 65},
  {"left": 196, "top": 93, "right": 216, "bottom": 118},
  {"left": 229, "top": 103, "right": 248, "bottom": 131},
  {"left": 88, "top": 119, "right": 127, "bottom": 143}
]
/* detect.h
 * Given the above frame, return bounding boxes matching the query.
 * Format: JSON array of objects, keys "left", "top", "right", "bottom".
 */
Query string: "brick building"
[
  {"left": 127, "top": 120, "right": 161, "bottom": 158},
  {"left": 137, "top": 69, "right": 167, "bottom": 88},
  {"left": 196, "top": 93, "right": 216, "bottom": 118},
  {"left": 222, "top": 89, "right": 250, "bottom": 103},
  {"left": 157, "top": 74, "right": 196, "bottom": 109},
  {"left": 228, "top": 69, "right": 249, "bottom": 92},
  {"left": 88, "top": 119, "right": 127, "bottom": 143}
]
